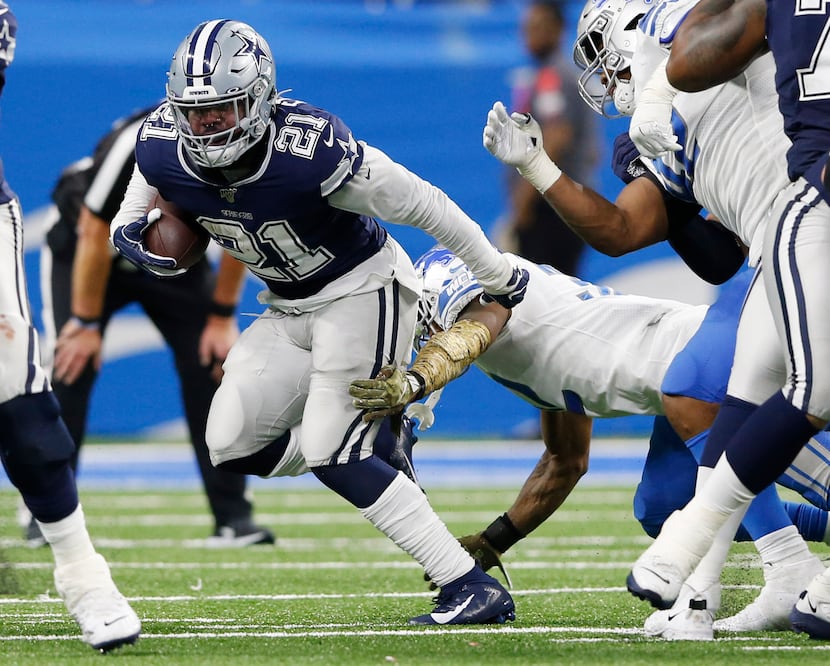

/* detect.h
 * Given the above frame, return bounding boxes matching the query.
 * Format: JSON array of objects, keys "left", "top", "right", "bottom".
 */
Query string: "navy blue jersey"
[
  {"left": 766, "top": 0, "right": 830, "bottom": 192},
  {"left": 0, "top": 2, "right": 16, "bottom": 204},
  {"left": 135, "top": 98, "right": 387, "bottom": 299}
]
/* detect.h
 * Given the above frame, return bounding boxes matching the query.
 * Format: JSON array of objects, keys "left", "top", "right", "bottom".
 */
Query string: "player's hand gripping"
[
  {"left": 424, "top": 532, "right": 513, "bottom": 590},
  {"left": 480, "top": 265, "right": 530, "bottom": 309},
  {"left": 483, "top": 101, "right": 562, "bottom": 194},
  {"left": 349, "top": 365, "right": 422, "bottom": 421},
  {"left": 110, "top": 208, "right": 186, "bottom": 278},
  {"left": 628, "top": 59, "right": 682, "bottom": 159}
]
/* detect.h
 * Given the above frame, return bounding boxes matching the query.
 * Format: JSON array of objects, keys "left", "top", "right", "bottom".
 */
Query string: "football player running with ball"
[{"left": 109, "top": 19, "right": 527, "bottom": 625}]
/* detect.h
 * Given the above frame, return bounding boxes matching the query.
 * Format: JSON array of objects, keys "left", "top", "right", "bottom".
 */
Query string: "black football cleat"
[
  {"left": 386, "top": 414, "right": 420, "bottom": 487},
  {"left": 206, "top": 520, "right": 276, "bottom": 548},
  {"left": 409, "top": 576, "right": 516, "bottom": 625}
]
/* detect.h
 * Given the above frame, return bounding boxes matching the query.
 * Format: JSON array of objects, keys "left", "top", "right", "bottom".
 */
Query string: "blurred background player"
[
  {"left": 109, "top": 19, "right": 527, "bottom": 625},
  {"left": 0, "top": 2, "right": 140, "bottom": 651},
  {"left": 497, "top": 0, "right": 598, "bottom": 277},
  {"left": 39, "top": 105, "right": 274, "bottom": 548}
]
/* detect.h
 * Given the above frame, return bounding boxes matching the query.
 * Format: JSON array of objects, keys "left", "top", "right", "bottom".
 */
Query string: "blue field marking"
[{"left": 0, "top": 439, "right": 648, "bottom": 490}]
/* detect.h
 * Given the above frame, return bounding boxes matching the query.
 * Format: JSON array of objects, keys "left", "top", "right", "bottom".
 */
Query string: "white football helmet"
[
  {"left": 166, "top": 19, "right": 278, "bottom": 168},
  {"left": 572, "top": 0, "right": 653, "bottom": 118}
]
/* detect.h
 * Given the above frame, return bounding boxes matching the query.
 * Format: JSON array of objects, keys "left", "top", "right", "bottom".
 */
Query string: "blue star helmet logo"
[{"left": 232, "top": 30, "right": 272, "bottom": 75}]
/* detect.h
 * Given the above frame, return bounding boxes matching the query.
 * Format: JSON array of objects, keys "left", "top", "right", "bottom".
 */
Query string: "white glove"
[
  {"left": 628, "top": 58, "right": 682, "bottom": 159},
  {"left": 483, "top": 101, "right": 562, "bottom": 193}
]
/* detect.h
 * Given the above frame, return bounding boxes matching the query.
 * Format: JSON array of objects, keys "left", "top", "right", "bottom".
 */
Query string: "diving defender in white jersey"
[
  {"left": 109, "top": 19, "right": 528, "bottom": 625},
  {"left": 624, "top": 0, "right": 830, "bottom": 640},
  {"left": 482, "top": 0, "right": 828, "bottom": 637},
  {"left": 0, "top": 2, "right": 140, "bottom": 652},
  {"left": 350, "top": 245, "right": 830, "bottom": 638}
]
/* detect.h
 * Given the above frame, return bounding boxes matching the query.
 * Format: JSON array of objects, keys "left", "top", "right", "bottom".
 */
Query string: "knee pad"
[{"left": 0, "top": 392, "right": 75, "bottom": 468}]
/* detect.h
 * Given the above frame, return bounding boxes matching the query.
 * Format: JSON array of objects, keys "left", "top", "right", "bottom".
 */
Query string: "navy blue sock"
[
  {"left": 700, "top": 395, "right": 756, "bottom": 467},
  {"left": 726, "top": 392, "right": 820, "bottom": 493},
  {"left": 18, "top": 462, "right": 79, "bottom": 523},
  {"left": 313, "top": 455, "right": 397, "bottom": 509},
  {"left": 785, "top": 500, "right": 829, "bottom": 543}
]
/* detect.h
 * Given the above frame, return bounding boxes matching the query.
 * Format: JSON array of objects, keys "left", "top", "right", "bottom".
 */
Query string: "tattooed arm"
[{"left": 666, "top": 0, "right": 767, "bottom": 91}]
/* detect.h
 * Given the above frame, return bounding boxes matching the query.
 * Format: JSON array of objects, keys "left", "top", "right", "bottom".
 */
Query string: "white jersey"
[
  {"left": 635, "top": 5, "right": 791, "bottom": 266},
  {"left": 416, "top": 249, "right": 706, "bottom": 417}
]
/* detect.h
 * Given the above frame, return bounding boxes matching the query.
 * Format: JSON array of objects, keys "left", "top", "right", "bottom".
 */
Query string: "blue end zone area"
[{"left": 10, "top": 1, "right": 713, "bottom": 439}]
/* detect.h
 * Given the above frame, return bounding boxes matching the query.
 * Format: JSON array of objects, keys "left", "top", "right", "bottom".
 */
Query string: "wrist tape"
[
  {"left": 410, "top": 319, "right": 491, "bottom": 395},
  {"left": 482, "top": 513, "right": 525, "bottom": 554}
]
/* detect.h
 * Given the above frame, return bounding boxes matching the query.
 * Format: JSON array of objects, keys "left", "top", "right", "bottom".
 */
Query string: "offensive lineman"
[
  {"left": 622, "top": 0, "right": 830, "bottom": 640},
  {"left": 109, "top": 19, "right": 527, "bottom": 625}
]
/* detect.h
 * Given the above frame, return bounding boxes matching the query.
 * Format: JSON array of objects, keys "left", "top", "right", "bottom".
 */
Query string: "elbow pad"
[{"left": 667, "top": 215, "right": 745, "bottom": 285}]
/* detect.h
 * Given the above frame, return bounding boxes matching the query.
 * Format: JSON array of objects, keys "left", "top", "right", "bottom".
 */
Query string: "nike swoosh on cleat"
[
  {"left": 103, "top": 615, "right": 128, "bottom": 626},
  {"left": 430, "top": 593, "right": 475, "bottom": 624},
  {"left": 808, "top": 598, "right": 819, "bottom": 613}
]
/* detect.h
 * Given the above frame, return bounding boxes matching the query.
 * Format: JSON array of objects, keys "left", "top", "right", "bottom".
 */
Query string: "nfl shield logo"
[{"left": 220, "top": 188, "right": 237, "bottom": 203}]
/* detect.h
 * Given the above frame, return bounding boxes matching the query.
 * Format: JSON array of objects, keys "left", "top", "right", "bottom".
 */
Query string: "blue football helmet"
[{"left": 166, "top": 19, "right": 278, "bottom": 168}]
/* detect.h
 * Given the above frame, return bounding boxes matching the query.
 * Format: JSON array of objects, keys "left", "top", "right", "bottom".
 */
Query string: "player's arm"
[
  {"left": 328, "top": 145, "right": 527, "bottom": 308},
  {"left": 53, "top": 206, "right": 112, "bottom": 385},
  {"left": 199, "top": 252, "right": 246, "bottom": 383},
  {"left": 666, "top": 0, "right": 767, "bottom": 92},
  {"left": 459, "top": 410, "right": 593, "bottom": 572},
  {"left": 483, "top": 102, "right": 670, "bottom": 256},
  {"left": 349, "top": 299, "right": 509, "bottom": 420}
]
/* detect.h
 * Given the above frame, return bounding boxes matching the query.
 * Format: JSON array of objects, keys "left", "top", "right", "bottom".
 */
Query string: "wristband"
[
  {"left": 69, "top": 315, "right": 101, "bottom": 331},
  {"left": 407, "top": 371, "right": 426, "bottom": 401},
  {"left": 209, "top": 301, "right": 236, "bottom": 318},
  {"left": 519, "top": 152, "right": 562, "bottom": 194},
  {"left": 482, "top": 513, "right": 525, "bottom": 554}
]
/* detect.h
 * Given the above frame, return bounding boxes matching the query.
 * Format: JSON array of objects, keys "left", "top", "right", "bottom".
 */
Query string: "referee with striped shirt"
[{"left": 38, "top": 105, "right": 274, "bottom": 547}]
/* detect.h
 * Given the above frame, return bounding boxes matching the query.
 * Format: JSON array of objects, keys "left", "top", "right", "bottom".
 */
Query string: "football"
[{"left": 143, "top": 193, "right": 210, "bottom": 269}]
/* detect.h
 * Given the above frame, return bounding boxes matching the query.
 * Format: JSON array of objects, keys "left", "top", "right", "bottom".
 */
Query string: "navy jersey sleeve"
[{"left": 274, "top": 100, "right": 365, "bottom": 198}]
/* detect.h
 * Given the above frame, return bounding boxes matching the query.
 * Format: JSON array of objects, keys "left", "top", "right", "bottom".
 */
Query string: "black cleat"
[{"left": 409, "top": 575, "right": 516, "bottom": 625}]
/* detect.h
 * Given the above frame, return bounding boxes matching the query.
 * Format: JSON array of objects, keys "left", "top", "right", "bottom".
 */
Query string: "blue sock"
[
  {"left": 19, "top": 462, "right": 79, "bottom": 523},
  {"left": 312, "top": 456, "right": 397, "bottom": 508},
  {"left": 785, "top": 500, "right": 829, "bottom": 543},
  {"left": 727, "top": 392, "right": 820, "bottom": 493},
  {"left": 700, "top": 395, "right": 755, "bottom": 467},
  {"left": 739, "top": 483, "right": 793, "bottom": 541}
]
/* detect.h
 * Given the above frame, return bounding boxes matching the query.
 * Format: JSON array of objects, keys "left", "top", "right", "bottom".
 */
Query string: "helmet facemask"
[
  {"left": 167, "top": 20, "right": 277, "bottom": 169},
  {"left": 573, "top": 0, "right": 646, "bottom": 119}
]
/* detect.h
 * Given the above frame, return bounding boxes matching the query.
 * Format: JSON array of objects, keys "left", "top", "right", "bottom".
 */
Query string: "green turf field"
[{"left": 0, "top": 485, "right": 828, "bottom": 664}]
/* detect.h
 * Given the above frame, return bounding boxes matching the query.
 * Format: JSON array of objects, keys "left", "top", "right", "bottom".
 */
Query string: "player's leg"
[
  {"left": 301, "top": 271, "right": 513, "bottom": 625},
  {"left": 632, "top": 262, "right": 821, "bottom": 619},
  {"left": 142, "top": 260, "right": 272, "bottom": 546},
  {"left": 0, "top": 198, "right": 139, "bottom": 651}
]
